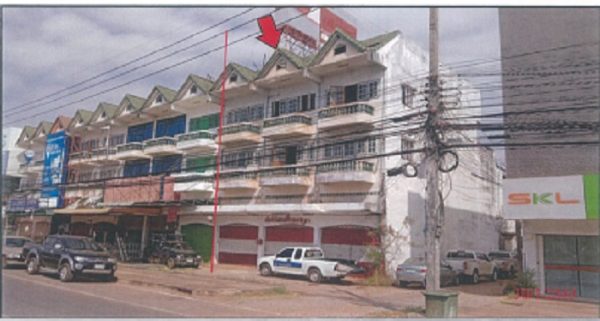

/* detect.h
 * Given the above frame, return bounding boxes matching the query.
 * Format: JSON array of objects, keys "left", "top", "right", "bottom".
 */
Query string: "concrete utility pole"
[{"left": 424, "top": 7, "right": 442, "bottom": 292}]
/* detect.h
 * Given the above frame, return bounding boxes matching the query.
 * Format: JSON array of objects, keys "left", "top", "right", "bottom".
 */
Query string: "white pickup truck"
[
  {"left": 446, "top": 250, "right": 498, "bottom": 284},
  {"left": 257, "top": 247, "right": 354, "bottom": 283}
]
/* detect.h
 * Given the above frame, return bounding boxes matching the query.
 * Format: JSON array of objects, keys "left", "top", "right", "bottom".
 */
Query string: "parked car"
[
  {"left": 488, "top": 251, "right": 519, "bottom": 278},
  {"left": 145, "top": 239, "right": 201, "bottom": 269},
  {"left": 396, "top": 257, "right": 460, "bottom": 288},
  {"left": 446, "top": 250, "right": 498, "bottom": 284},
  {"left": 25, "top": 235, "right": 117, "bottom": 282},
  {"left": 258, "top": 247, "right": 355, "bottom": 283},
  {"left": 2, "top": 236, "right": 33, "bottom": 268}
]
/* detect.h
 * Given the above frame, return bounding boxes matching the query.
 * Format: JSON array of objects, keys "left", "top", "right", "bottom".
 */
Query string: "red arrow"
[{"left": 256, "top": 15, "right": 281, "bottom": 49}]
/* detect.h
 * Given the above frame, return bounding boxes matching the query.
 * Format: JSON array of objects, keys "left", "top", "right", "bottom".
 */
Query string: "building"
[
  {"left": 499, "top": 8, "right": 599, "bottom": 300},
  {"left": 6, "top": 27, "right": 503, "bottom": 269}
]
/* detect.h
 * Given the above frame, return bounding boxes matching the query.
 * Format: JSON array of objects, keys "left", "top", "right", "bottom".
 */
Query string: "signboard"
[
  {"left": 7, "top": 196, "right": 39, "bottom": 212},
  {"left": 40, "top": 131, "right": 70, "bottom": 208},
  {"left": 265, "top": 214, "right": 311, "bottom": 225},
  {"left": 504, "top": 175, "right": 587, "bottom": 220}
]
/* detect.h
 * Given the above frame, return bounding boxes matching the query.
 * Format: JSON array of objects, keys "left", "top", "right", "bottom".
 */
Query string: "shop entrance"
[
  {"left": 543, "top": 235, "right": 600, "bottom": 300},
  {"left": 181, "top": 224, "right": 212, "bottom": 262}
]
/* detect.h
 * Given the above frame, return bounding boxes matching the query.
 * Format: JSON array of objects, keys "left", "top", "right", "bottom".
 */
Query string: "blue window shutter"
[
  {"left": 127, "top": 122, "right": 153, "bottom": 142},
  {"left": 152, "top": 155, "right": 182, "bottom": 174},
  {"left": 155, "top": 115, "right": 186, "bottom": 138},
  {"left": 124, "top": 159, "right": 150, "bottom": 177}
]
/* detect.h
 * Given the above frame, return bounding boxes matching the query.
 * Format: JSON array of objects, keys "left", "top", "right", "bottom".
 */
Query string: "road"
[{"left": 1, "top": 268, "right": 274, "bottom": 318}]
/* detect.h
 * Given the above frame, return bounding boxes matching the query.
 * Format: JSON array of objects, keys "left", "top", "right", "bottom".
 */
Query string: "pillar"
[{"left": 140, "top": 215, "right": 149, "bottom": 259}]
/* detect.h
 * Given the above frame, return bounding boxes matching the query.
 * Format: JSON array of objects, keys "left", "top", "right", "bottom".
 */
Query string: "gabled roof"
[
  {"left": 142, "top": 85, "right": 177, "bottom": 109},
  {"left": 90, "top": 102, "right": 119, "bottom": 123},
  {"left": 116, "top": 94, "right": 146, "bottom": 116},
  {"left": 209, "top": 63, "right": 258, "bottom": 92},
  {"left": 309, "top": 29, "right": 399, "bottom": 66},
  {"left": 68, "top": 109, "right": 94, "bottom": 129},
  {"left": 50, "top": 116, "right": 72, "bottom": 133},
  {"left": 33, "top": 121, "right": 53, "bottom": 139},
  {"left": 256, "top": 48, "right": 314, "bottom": 79},
  {"left": 175, "top": 74, "right": 213, "bottom": 99},
  {"left": 16, "top": 126, "right": 36, "bottom": 145}
]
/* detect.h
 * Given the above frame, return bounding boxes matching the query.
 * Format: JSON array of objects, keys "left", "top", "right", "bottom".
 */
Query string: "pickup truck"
[
  {"left": 446, "top": 250, "right": 498, "bottom": 284},
  {"left": 25, "top": 235, "right": 117, "bottom": 282},
  {"left": 489, "top": 251, "right": 519, "bottom": 278},
  {"left": 257, "top": 247, "right": 355, "bottom": 283}
]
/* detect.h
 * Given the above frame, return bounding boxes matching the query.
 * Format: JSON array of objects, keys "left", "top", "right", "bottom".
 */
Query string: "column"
[{"left": 140, "top": 215, "right": 149, "bottom": 259}]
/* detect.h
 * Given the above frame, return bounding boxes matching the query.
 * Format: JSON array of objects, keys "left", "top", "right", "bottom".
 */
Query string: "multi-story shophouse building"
[
  {"left": 500, "top": 8, "right": 599, "bottom": 300},
  {"left": 7, "top": 28, "right": 503, "bottom": 269}
]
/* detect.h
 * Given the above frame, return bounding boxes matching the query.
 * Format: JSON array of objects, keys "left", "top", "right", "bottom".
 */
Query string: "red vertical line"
[{"left": 210, "top": 30, "right": 228, "bottom": 273}]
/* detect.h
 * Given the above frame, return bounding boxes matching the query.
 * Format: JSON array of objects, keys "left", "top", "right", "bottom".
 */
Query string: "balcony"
[
  {"left": 115, "top": 143, "right": 150, "bottom": 160},
  {"left": 317, "top": 160, "right": 376, "bottom": 185},
  {"left": 260, "top": 166, "right": 311, "bottom": 187},
  {"left": 91, "top": 148, "right": 120, "bottom": 165},
  {"left": 262, "top": 114, "right": 315, "bottom": 139},
  {"left": 172, "top": 173, "right": 214, "bottom": 199},
  {"left": 218, "top": 171, "right": 258, "bottom": 190},
  {"left": 221, "top": 123, "right": 261, "bottom": 146},
  {"left": 69, "top": 151, "right": 96, "bottom": 168},
  {"left": 143, "top": 137, "right": 181, "bottom": 156},
  {"left": 318, "top": 103, "right": 375, "bottom": 130},
  {"left": 176, "top": 130, "right": 217, "bottom": 154}
]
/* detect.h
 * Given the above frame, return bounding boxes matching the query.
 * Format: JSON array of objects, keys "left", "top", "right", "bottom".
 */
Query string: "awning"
[{"left": 53, "top": 208, "right": 111, "bottom": 215}]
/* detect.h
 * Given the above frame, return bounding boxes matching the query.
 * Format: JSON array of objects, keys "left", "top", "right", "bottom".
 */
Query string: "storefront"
[
  {"left": 504, "top": 174, "right": 599, "bottom": 301},
  {"left": 178, "top": 204, "right": 380, "bottom": 266}
]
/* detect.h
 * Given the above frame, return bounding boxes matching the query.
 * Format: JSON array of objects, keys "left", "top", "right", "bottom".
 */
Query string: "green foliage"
[{"left": 515, "top": 268, "right": 537, "bottom": 289}]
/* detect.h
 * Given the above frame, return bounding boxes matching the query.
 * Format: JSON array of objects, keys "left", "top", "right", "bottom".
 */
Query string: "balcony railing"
[
  {"left": 177, "top": 130, "right": 214, "bottom": 142},
  {"left": 222, "top": 123, "right": 261, "bottom": 135},
  {"left": 92, "top": 148, "right": 117, "bottom": 157},
  {"left": 117, "top": 142, "right": 143, "bottom": 153},
  {"left": 317, "top": 160, "right": 375, "bottom": 173},
  {"left": 264, "top": 114, "right": 312, "bottom": 128},
  {"left": 220, "top": 171, "right": 258, "bottom": 180},
  {"left": 260, "top": 167, "right": 310, "bottom": 177},
  {"left": 318, "top": 103, "right": 374, "bottom": 119},
  {"left": 144, "top": 137, "right": 176, "bottom": 149}
]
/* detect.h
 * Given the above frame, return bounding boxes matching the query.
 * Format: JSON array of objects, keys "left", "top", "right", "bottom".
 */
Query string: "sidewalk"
[{"left": 115, "top": 263, "right": 599, "bottom": 318}]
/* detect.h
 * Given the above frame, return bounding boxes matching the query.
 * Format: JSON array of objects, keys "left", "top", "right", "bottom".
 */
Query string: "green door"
[
  {"left": 186, "top": 156, "right": 215, "bottom": 173},
  {"left": 181, "top": 224, "right": 213, "bottom": 262},
  {"left": 189, "top": 113, "right": 219, "bottom": 131}
]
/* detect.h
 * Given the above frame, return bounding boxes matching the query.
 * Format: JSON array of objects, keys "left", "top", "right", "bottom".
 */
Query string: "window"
[
  {"left": 402, "top": 84, "right": 416, "bottom": 107},
  {"left": 276, "top": 248, "right": 294, "bottom": 258},
  {"left": 344, "top": 85, "right": 358, "bottom": 103},
  {"left": 334, "top": 44, "right": 347, "bottom": 55},
  {"left": 100, "top": 112, "right": 106, "bottom": 120},
  {"left": 127, "top": 122, "right": 153, "bottom": 143},
  {"left": 126, "top": 104, "right": 134, "bottom": 112},
  {"left": 327, "top": 86, "right": 344, "bottom": 106},
  {"left": 293, "top": 249, "right": 303, "bottom": 260},
  {"left": 368, "top": 137, "right": 377, "bottom": 153},
  {"left": 186, "top": 156, "right": 215, "bottom": 173},
  {"left": 270, "top": 94, "right": 314, "bottom": 117},
  {"left": 109, "top": 134, "right": 124, "bottom": 147},
  {"left": 401, "top": 139, "right": 414, "bottom": 161},
  {"left": 275, "top": 58, "right": 287, "bottom": 70},
  {"left": 229, "top": 74, "right": 238, "bottom": 83},
  {"left": 190, "top": 85, "right": 198, "bottom": 95},
  {"left": 155, "top": 115, "right": 186, "bottom": 138},
  {"left": 221, "top": 150, "right": 255, "bottom": 169},
  {"left": 226, "top": 105, "right": 264, "bottom": 125},
  {"left": 152, "top": 155, "right": 182, "bottom": 174},
  {"left": 123, "top": 159, "right": 150, "bottom": 177},
  {"left": 155, "top": 95, "right": 163, "bottom": 104},
  {"left": 358, "top": 80, "right": 379, "bottom": 101}
]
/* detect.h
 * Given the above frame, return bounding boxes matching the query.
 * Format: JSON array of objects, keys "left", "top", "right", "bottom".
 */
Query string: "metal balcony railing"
[
  {"left": 260, "top": 167, "right": 310, "bottom": 177},
  {"left": 144, "top": 137, "right": 176, "bottom": 149},
  {"left": 264, "top": 114, "right": 312, "bottom": 128},
  {"left": 220, "top": 171, "right": 258, "bottom": 180},
  {"left": 176, "top": 130, "right": 214, "bottom": 142},
  {"left": 222, "top": 123, "right": 261, "bottom": 135},
  {"left": 92, "top": 148, "right": 117, "bottom": 157},
  {"left": 318, "top": 103, "right": 374, "bottom": 119},
  {"left": 116, "top": 142, "right": 143, "bottom": 153},
  {"left": 317, "top": 160, "right": 375, "bottom": 173}
]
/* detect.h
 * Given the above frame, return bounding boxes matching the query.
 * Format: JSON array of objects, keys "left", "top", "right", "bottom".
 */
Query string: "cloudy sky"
[{"left": 2, "top": 7, "right": 501, "bottom": 134}]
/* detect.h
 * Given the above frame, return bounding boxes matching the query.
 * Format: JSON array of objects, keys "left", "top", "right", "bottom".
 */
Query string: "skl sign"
[
  {"left": 507, "top": 192, "right": 580, "bottom": 205},
  {"left": 504, "top": 175, "right": 587, "bottom": 220}
]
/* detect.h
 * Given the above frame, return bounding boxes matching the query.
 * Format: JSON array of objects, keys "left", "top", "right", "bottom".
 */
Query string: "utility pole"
[{"left": 424, "top": 7, "right": 442, "bottom": 292}]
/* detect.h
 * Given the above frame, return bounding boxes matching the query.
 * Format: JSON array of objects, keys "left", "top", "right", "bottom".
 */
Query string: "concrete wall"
[{"left": 499, "top": 8, "right": 600, "bottom": 178}]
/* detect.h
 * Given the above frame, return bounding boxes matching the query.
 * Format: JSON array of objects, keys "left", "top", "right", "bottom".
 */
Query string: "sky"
[{"left": 2, "top": 6, "right": 503, "bottom": 160}]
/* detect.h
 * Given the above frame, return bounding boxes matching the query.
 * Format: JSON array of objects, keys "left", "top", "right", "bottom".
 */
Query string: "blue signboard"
[
  {"left": 7, "top": 196, "right": 39, "bottom": 212},
  {"left": 40, "top": 131, "right": 70, "bottom": 208}
]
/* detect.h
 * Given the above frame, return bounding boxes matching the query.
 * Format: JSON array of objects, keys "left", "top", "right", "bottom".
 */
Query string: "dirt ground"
[{"left": 113, "top": 263, "right": 599, "bottom": 318}]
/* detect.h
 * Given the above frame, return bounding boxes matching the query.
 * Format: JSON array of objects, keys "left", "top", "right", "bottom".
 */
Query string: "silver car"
[
  {"left": 396, "top": 257, "right": 460, "bottom": 288},
  {"left": 2, "top": 236, "right": 33, "bottom": 268}
]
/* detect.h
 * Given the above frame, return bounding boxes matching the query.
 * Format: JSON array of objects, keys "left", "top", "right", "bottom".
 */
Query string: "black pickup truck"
[{"left": 25, "top": 235, "right": 117, "bottom": 282}]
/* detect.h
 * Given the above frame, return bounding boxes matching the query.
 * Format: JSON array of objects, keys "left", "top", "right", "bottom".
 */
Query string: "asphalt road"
[{"left": 1, "top": 268, "right": 271, "bottom": 318}]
